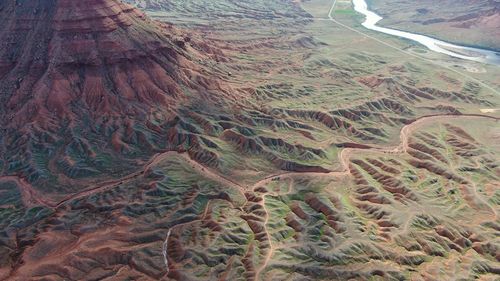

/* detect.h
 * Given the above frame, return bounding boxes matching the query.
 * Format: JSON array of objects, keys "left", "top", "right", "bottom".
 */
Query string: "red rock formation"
[
  {"left": 0, "top": 0, "right": 231, "bottom": 129},
  {"left": 0, "top": 0, "right": 234, "bottom": 188}
]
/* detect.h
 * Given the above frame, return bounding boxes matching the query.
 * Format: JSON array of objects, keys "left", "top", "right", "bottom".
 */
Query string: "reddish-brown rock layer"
[
  {"left": 0, "top": 0, "right": 231, "bottom": 129},
  {"left": 0, "top": 0, "right": 237, "bottom": 191}
]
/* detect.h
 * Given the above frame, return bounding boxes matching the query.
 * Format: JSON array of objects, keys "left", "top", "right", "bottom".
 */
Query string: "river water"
[{"left": 352, "top": 0, "right": 500, "bottom": 66}]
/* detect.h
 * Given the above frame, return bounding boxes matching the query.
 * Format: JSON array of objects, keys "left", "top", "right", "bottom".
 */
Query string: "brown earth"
[
  {"left": 0, "top": 0, "right": 243, "bottom": 196},
  {"left": 0, "top": 0, "right": 499, "bottom": 280}
]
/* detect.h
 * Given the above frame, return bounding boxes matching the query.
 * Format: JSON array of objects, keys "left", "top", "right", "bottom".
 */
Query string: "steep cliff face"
[
  {"left": 0, "top": 0, "right": 230, "bottom": 127},
  {"left": 0, "top": 0, "right": 233, "bottom": 192}
]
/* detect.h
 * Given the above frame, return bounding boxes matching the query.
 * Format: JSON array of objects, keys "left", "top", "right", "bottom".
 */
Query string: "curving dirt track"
[
  {"left": 0, "top": 113, "right": 498, "bottom": 279},
  {"left": 0, "top": 113, "right": 496, "bottom": 209},
  {"left": 243, "top": 114, "right": 499, "bottom": 280},
  {"left": 338, "top": 114, "right": 499, "bottom": 172},
  {"left": 251, "top": 114, "right": 499, "bottom": 187},
  {"left": 0, "top": 151, "right": 247, "bottom": 210}
]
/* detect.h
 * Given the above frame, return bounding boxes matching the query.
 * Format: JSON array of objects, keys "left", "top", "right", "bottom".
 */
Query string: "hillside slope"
[{"left": 0, "top": 0, "right": 236, "bottom": 196}]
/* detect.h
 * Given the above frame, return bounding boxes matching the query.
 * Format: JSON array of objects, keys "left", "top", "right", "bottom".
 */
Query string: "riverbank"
[
  {"left": 366, "top": 0, "right": 500, "bottom": 53},
  {"left": 352, "top": 0, "right": 500, "bottom": 66}
]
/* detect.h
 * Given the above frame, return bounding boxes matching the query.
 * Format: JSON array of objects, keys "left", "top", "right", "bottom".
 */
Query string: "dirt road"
[{"left": 2, "top": 113, "right": 496, "bottom": 210}]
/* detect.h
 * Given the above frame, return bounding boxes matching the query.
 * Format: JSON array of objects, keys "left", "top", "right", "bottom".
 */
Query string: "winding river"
[{"left": 352, "top": 0, "right": 500, "bottom": 66}]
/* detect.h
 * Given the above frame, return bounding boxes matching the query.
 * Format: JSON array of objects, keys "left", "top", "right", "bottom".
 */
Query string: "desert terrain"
[{"left": 0, "top": 0, "right": 499, "bottom": 280}]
